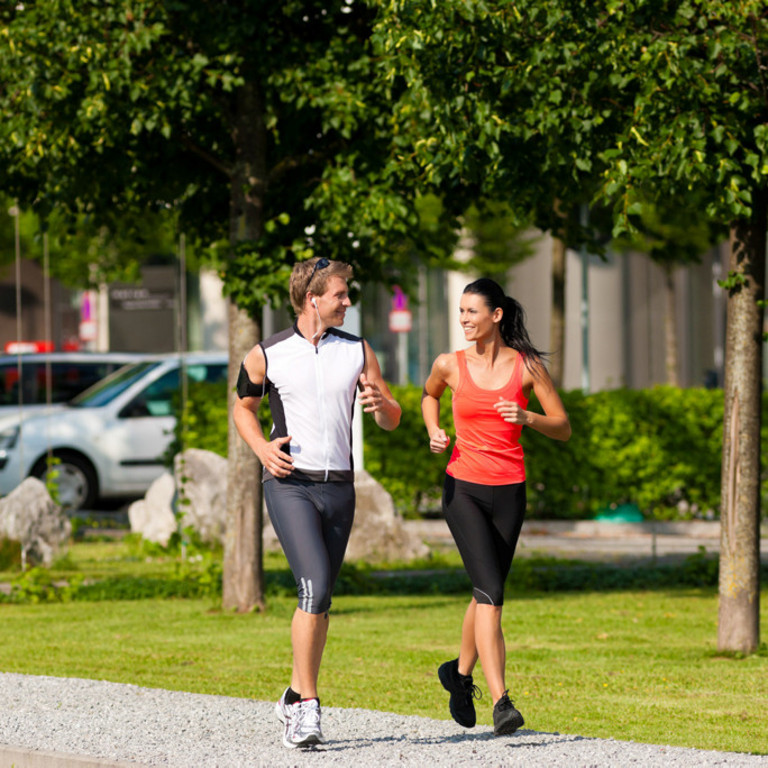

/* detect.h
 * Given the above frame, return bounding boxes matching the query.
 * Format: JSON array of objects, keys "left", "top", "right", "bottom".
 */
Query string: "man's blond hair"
[{"left": 289, "top": 257, "right": 353, "bottom": 314}]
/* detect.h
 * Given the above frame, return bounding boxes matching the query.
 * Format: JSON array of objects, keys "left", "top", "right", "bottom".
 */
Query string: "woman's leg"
[
  {"left": 457, "top": 598, "right": 479, "bottom": 676},
  {"left": 475, "top": 603, "right": 506, "bottom": 704},
  {"left": 459, "top": 598, "right": 507, "bottom": 704},
  {"left": 445, "top": 478, "right": 526, "bottom": 704}
]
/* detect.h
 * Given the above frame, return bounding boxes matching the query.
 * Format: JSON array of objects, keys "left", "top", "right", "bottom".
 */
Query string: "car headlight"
[{"left": 0, "top": 425, "right": 20, "bottom": 453}]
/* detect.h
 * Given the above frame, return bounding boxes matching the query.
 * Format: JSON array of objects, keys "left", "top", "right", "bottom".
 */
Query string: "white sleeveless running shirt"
[{"left": 258, "top": 323, "right": 365, "bottom": 482}]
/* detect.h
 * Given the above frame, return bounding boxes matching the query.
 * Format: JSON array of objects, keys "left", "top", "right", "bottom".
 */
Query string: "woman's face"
[{"left": 459, "top": 292, "right": 501, "bottom": 342}]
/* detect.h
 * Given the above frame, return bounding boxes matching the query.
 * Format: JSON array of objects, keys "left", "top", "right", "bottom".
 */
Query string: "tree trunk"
[
  {"left": 222, "top": 80, "right": 267, "bottom": 612},
  {"left": 549, "top": 235, "right": 566, "bottom": 388},
  {"left": 662, "top": 264, "right": 679, "bottom": 387},
  {"left": 718, "top": 198, "right": 766, "bottom": 654}
]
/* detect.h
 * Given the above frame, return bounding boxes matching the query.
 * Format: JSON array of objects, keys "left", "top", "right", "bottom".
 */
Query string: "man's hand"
[
  {"left": 257, "top": 435, "right": 295, "bottom": 477},
  {"left": 358, "top": 373, "right": 386, "bottom": 414}
]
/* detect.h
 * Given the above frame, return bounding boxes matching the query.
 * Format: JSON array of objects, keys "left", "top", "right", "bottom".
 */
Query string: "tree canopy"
[
  {"left": 374, "top": 0, "right": 766, "bottom": 653},
  {"left": 0, "top": 0, "right": 454, "bottom": 610}
]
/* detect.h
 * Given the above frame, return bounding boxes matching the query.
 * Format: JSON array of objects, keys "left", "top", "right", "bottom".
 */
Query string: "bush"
[
  {"left": 165, "top": 381, "right": 230, "bottom": 463},
  {"left": 363, "top": 384, "right": 453, "bottom": 516},
  {"left": 170, "top": 377, "right": 764, "bottom": 522},
  {"left": 523, "top": 386, "right": 725, "bottom": 520},
  {"left": 0, "top": 537, "right": 22, "bottom": 570},
  {"left": 166, "top": 380, "right": 271, "bottom": 464}
]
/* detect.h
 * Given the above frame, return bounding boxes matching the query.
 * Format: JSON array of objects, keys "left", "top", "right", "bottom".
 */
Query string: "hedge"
[{"left": 173, "top": 381, "right": 767, "bottom": 522}]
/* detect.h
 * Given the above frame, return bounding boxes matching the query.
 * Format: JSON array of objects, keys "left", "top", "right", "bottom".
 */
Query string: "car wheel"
[{"left": 31, "top": 451, "right": 98, "bottom": 511}]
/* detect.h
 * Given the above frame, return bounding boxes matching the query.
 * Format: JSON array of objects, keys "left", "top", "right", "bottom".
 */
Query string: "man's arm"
[
  {"left": 358, "top": 339, "right": 401, "bottom": 431},
  {"left": 232, "top": 346, "right": 295, "bottom": 477}
]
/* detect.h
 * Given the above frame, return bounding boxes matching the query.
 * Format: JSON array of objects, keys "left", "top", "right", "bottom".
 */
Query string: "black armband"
[{"left": 236, "top": 362, "right": 265, "bottom": 398}]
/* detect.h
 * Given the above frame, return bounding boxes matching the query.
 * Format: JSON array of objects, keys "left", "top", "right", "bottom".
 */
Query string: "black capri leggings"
[
  {"left": 442, "top": 475, "right": 526, "bottom": 606},
  {"left": 264, "top": 477, "right": 355, "bottom": 615}
]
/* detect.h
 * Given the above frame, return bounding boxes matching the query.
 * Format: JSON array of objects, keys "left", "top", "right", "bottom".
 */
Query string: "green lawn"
[{"left": 0, "top": 540, "right": 766, "bottom": 756}]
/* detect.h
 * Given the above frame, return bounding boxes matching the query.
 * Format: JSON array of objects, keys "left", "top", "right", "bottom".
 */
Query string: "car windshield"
[{"left": 69, "top": 362, "right": 160, "bottom": 408}]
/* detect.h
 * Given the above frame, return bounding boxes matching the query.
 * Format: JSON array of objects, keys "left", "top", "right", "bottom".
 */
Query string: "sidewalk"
[
  {"left": 1, "top": 673, "right": 767, "bottom": 768},
  {"left": 405, "top": 519, "right": 768, "bottom": 564},
  {"left": 1, "top": 524, "right": 767, "bottom": 767}
]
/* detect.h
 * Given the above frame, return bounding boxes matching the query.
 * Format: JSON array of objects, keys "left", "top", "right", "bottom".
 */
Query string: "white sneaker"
[
  {"left": 280, "top": 700, "right": 301, "bottom": 749},
  {"left": 290, "top": 698, "right": 325, "bottom": 747},
  {"left": 275, "top": 688, "right": 291, "bottom": 724}
]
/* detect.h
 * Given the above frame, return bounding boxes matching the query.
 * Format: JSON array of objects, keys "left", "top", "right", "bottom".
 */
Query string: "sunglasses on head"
[{"left": 305, "top": 257, "right": 330, "bottom": 294}]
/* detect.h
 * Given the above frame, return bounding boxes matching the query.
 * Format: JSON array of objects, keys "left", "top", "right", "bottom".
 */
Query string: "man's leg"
[{"left": 290, "top": 607, "right": 329, "bottom": 699}]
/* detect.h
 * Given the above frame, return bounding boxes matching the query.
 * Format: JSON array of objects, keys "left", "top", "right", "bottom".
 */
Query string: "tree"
[
  {"left": 1, "top": 0, "right": 428, "bottom": 611},
  {"left": 374, "top": 0, "right": 764, "bottom": 651},
  {"left": 614, "top": 197, "right": 726, "bottom": 385},
  {"left": 0, "top": 195, "right": 181, "bottom": 290},
  {"left": 598, "top": 0, "right": 766, "bottom": 653},
  {"left": 372, "top": 1, "right": 622, "bottom": 386}
]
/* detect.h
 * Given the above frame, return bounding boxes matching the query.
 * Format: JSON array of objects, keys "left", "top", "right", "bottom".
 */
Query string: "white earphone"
[{"left": 311, "top": 298, "right": 318, "bottom": 308}]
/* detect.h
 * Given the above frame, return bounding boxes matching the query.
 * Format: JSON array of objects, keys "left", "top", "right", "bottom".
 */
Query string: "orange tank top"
[{"left": 446, "top": 349, "right": 528, "bottom": 485}]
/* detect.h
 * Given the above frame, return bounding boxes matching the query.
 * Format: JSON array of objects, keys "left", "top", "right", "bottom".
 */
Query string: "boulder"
[
  {"left": 0, "top": 477, "right": 71, "bottom": 566},
  {"left": 128, "top": 450, "right": 228, "bottom": 547},
  {"left": 131, "top": 451, "right": 429, "bottom": 563},
  {"left": 173, "top": 449, "right": 227, "bottom": 545},
  {"left": 264, "top": 469, "right": 430, "bottom": 563},
  {"left": 127, "top": 472, "right": 176, "bottom": 546}
]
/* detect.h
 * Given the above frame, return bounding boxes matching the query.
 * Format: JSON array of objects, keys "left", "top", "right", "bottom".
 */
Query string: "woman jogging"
[{"left": 421, "top": 278, "right": 571, "bottom": 736}]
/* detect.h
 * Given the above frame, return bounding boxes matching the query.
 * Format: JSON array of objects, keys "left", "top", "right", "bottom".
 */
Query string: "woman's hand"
[
  {"left": 429, "top": 428, "right": 451, "bottom": 454},
  {"left": 494, "top": 397, "right": 528, "bottom": 425}
]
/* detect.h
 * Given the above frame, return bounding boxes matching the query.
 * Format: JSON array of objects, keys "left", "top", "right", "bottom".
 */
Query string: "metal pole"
[
  {"left": 397, "top": 332, "right": 408, "bottom": 385},
  {"left": 579, "top": 204, "right": 590, "bottom": 393},
  {"left": 10, "top": 202, "right": 25, "bottom": 485},
  {"left": 177, "top": 233, "right": 188, "bottom": 561},
  {"left": 43, "top": 230, "right": 51, "bottom": 405},
  {"left": 417, "top": 266, "right": 428, "bottom": 384},
  {"left": 43, "top": 228, "right": 54, "bottom": 478}
]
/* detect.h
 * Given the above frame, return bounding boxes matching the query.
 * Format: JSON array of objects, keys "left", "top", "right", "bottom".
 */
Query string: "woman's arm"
[
  {"left": 494, "top": 359, "right": 571, "bottom": 441},
  {"left": 422, "top": 353, "right": 453, "bottom": 453}
]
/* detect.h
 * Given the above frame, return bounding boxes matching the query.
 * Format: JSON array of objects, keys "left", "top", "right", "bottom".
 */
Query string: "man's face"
[{"left": 312, "top": 275, "right": 351, "bottom": 328}]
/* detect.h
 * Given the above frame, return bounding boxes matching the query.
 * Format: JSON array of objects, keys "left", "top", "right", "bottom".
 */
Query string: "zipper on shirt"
[{"left": 314, "top": 341, "right": 330, "bottom": 481}]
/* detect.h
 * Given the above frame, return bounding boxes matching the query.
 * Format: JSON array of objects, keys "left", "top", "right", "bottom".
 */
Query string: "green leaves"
[{"left": 1, "top": 0, "right": 452, "bottom": 308}]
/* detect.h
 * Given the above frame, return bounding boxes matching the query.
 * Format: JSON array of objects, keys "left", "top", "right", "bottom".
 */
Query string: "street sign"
[{"left": 388, "top": 285, "right": 412, "bottom": 333}]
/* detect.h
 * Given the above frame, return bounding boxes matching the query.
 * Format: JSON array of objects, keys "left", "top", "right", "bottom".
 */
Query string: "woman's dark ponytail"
[{"left": 463, "top": 278, "right": 547, "bottom": 369}]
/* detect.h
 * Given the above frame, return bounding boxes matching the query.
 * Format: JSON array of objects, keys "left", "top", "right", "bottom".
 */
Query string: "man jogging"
[{"left": 234, "top": 256, "right": 401, "bottom": 749}]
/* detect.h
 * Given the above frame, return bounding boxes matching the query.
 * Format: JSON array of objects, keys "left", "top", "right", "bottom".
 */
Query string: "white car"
[
  {"left": 0, "top": 351, "right": 150, "bottom": 416},
  {"left": 0, "top": 352, "right": 228, "bottom": 510}
]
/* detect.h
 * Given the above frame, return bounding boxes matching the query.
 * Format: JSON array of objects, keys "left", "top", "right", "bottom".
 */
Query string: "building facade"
[{"left": 1, "top": 234, "right": 745, "bottom": 392}]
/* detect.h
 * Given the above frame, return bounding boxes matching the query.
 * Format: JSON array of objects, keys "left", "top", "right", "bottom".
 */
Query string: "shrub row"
[
  {"left": 174, "top": 380, "right": 767, "bottom": 521},
  {"left": 6, "top": 551, "right": 759, "bottom": 604}
]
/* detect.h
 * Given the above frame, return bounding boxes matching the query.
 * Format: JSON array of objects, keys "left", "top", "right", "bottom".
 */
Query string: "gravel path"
[{"left": 0, "top": 673, "right": 766, "bottom": 767}]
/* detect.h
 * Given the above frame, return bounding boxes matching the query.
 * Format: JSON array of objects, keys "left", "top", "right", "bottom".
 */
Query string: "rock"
[
  {"left": 173, "top": 449, "right": 227, "bottom": 545},
  {"left": 128, "top": 450, "right": 228, "bottom": 547},
  {"left": 263, "top": 470, "right": 430, "bottom": 563},
  {"left": 345, "top": 470, "right": 430, "bottom": 562},
  {"left": 127, "top": 472, "right": 176, "bottom": 546},
  {"left": 0, "top": 477, "right": 71, "bottom": 567},
  {"left": 130, "top": 451, "right": 427, "bottom": 563}
]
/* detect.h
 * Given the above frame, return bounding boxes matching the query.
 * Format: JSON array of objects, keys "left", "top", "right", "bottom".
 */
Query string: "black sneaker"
[
  {"left": 438, "top": 658, "right": 481, "bottom": 728},
  {"left": 493, "top": 690, "right": 524, "bottom": 735}
]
